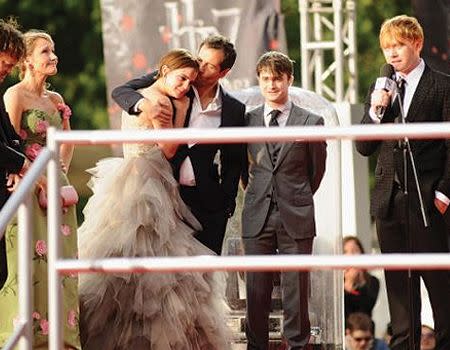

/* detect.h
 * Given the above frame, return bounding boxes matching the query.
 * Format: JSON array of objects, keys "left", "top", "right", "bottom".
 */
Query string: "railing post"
[
  {"left": 47, "top": 127, "right": 62, "bottom": 350},
  {"left": 18, "top": 194, "right": 33, "bottom": 350}
]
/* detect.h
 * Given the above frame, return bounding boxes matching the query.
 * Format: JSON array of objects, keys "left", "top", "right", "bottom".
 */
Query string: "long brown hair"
[{"left": 155, "top": 48, "right": 199, "bottom": 80}]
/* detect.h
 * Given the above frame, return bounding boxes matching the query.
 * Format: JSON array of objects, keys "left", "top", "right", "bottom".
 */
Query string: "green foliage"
[
  {"left": 356, "top": 0, "right": 412, "bottom": 99},
  {"left": 281, "top": 0, "right": 301, "bottom": 85},
  {"left": 0, "top": 1, "right": 414, "bottom": 128},
  {"left": 281, "top": 0, "right": 412, "bottom": 100},
  {"left": 0, "top": 0, "right": 108, "bottom": 130}
]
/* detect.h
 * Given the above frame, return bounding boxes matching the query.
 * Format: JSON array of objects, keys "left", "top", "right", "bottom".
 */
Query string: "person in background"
[
  {"left": 0, "top": 30, "right": 80, "bottom": 349},
  {"left": 384, "top": 323, "right": 393, "bottom": 347},
  {"left": 420, "top": 325, "right": 436, "bottom": 350},
  {"left": 0, "top": 18, "right": 29, "bottom": 291},
  {"left": 343, "top": 235, "right": 380, "bottom": 320},
  {"left": 346, "top": 312, "right": 390, "bottom": 350}
]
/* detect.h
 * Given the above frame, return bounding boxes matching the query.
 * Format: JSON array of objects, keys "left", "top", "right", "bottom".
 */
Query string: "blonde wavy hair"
[{"left": 19, "top": 30, "right": 54, "bottom": 80}]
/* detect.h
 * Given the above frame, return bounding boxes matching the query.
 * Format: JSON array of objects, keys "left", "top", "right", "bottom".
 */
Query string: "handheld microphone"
[{"left": 374, "top": 64, "right": 396, "bottom": 119}]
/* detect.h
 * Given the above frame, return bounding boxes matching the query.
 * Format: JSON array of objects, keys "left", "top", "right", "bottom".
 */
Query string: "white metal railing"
[
  {"left": 0, "top": 149, "right": 52, "bottom": 350},
  {"left": 2, "top": 122, "right": 450, "bottom": 349},
  {"left": 47, "top": 122, "right": 450, "bottom": 349},
  {"left": 55, "top": 122, "right": 450, "bottom": 145},
  {"left": 56, "top": 253, "right": 450, "bottom": 275}
]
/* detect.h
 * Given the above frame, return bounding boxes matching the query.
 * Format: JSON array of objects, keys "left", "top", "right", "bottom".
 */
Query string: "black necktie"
[
  {"left": 394, "top": 77, "right": 407, "bottom": 182},
  {"left": 267, "top": 109, "right": 282, "bottom": 164},
  {"left": 397, "top": 78, "right": 406, "bottom": 106},
  {"left": 269, "top": 109, "right": 281, "bottom": 127}
]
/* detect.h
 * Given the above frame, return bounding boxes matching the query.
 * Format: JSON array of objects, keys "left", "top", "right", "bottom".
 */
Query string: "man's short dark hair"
[
  {"left": 199, "top": 35, "right": 236, "bottom": 71},
  {"left": 256, "top": 51, "right": 294, "bottom": 78},
  {"left": 346, "top": 312, "right": 373, "bottom": 333},
  {"left": 0, "top": 18, "right": 25, "bottom": 60}
]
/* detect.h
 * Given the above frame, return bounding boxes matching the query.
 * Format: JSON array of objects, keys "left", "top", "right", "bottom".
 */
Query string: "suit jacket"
[
  {"left": 0, "top": 98, "right": 25, "bottom": 207},
  {"left": 241, "top": 103, "right": 327, "bottom": 239},
  {"left": 356, "top": 65, "right": 450, "bottom": 219},
  {"left": 111, "top": 73, "right": 246, "bottom": 213}
]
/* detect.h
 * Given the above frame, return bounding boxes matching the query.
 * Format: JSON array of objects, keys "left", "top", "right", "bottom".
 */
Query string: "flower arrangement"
[
  {"left": 67, "top": 310, "right": 78, "bottom": 328},
  {"left": 35, "top": 119, "right": 50, "bottom": 134},
  {"left": 35, "top": 240, "right": 47, "bottom": 256},
  {"left": 25, "top": 143, "right": 43, "bottom": 161},
  {"left": 18, "top": 129, "right": 28, "bottom": 140},
  {"left": 57, "top": 103, "right": 72, "bottom": 120}
]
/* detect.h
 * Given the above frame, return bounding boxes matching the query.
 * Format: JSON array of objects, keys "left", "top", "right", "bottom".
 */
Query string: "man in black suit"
[
  {"left": 0, "top": 18, "right": 28, "bottom": 289},
  {"left": 356, "top": 15, "right": 450, "bottom": 350},
  {"left": 112, "top": 35, "right": 245, "bottom": 255},
  {"left": 242, "top": 51, "right": 327, "bottom": 350}
]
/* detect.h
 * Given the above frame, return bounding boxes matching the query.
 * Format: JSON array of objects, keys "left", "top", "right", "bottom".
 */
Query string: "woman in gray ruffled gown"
[{"left": 79, "top": 49, "right": 230, "bottom": 350}]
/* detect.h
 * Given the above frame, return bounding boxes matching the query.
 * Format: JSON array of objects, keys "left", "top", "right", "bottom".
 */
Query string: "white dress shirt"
[
  {"left": 263, "top": 100, "right": 292, "bottom": 127},
  {"left": 395, "top": 58, "right": 425, "bottom": 117},
  {"left": 369, "top": 59, "right": 425, "bottom": 123},
  {"left": 178, "top": 85, "right": 222, "bottom": 186}
]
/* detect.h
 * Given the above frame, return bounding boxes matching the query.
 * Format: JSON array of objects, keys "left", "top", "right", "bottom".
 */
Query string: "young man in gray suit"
[
  {"left": 356, "top": 15, "right": 450, "bottom": 350},
  {"left": 241, "top": 51, "right": 327, "bottom": 350}
]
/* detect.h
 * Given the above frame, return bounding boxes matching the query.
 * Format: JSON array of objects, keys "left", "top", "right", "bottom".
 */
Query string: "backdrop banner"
[
  {"left": 411, "top": 0, "right": 449, "bottom": 75},
  {"left": 100, "top": 0, "right": 287, "bottom": 129}
]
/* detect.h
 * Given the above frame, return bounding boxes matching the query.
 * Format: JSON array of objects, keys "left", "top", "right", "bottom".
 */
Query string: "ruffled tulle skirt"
[{"left": 78, "top": 148, "right": 230, "bottom": 350}]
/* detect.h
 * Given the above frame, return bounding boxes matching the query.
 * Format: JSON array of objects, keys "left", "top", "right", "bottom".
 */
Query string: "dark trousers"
[
  {"left": 376, "top": 187, "right": 450, "bottom": 350},
  {"left": 243, "top": 202, "right": 313, "bottom": 350},
  {"left": 0, "top": 196, "right": 8, "bottom": 289},
  {"left": 179, "top": 185, "right": 228, "bottom": 255}
]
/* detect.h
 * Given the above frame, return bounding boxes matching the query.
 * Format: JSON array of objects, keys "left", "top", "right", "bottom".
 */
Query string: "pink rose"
[
  {"left": 67, "top": 310, "right": 77, "bottom": 328},
  {"left": 25, "top": 143, "right": 42, "bottom": 161},
  {"left": 57, "top": 103, "right": 72, "bottom": 120},
  {"left": 61, "top": 224, "right": 71, "bottom": 236},
  {"left": 35, "top": 120, "right": 50, "bottom": 134},
  {"left": 18, "top": 129, "right": 28, "bottom": 140},
  {"left": 35, "top": 240, "right": 47, "bottom": 256},
  {"left": 39, "top": 319, "right": 49, "bottom": 335},
  {"left": 32, "top": 311, "right": 41, "bottom": 320}
]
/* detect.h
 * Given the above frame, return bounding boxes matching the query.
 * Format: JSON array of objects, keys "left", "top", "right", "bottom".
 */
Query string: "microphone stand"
[{"left": 396, "top": 81, "right": 429, "bottom": 350}]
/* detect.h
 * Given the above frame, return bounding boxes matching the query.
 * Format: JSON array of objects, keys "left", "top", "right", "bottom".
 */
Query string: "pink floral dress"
[{"left": 0, "top": 106, "right": 81, "bottom": 349}]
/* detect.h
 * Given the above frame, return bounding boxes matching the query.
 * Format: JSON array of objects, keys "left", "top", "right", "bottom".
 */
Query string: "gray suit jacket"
[{"left": 241, "top": 103, "right": 327, "bottom": 239}]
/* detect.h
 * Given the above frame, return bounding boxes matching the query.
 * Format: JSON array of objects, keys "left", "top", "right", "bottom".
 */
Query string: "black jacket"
[
  {"left": 111, "top": 72, "right": 246, "bottom": 214},
  {"left": 0, "top": 98, "right": 25, "bottom": 207},
  {"left": 356, "top": 65, "right": 450, "bottom": 219}
]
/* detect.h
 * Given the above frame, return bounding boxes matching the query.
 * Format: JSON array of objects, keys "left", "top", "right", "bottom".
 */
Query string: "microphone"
[{"left": 374, "top": 63, "right": 396, "bottom": 119}]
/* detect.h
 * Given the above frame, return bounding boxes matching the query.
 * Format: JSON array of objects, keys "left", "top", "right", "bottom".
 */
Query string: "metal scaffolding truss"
[{"left": 299, "top": 0, "right": 358, "bottom": 103}]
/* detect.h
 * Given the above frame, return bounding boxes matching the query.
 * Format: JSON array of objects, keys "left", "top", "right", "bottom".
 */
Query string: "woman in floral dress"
[{"left": 0, "top": 30, "right": 80, "bottom": 349}]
